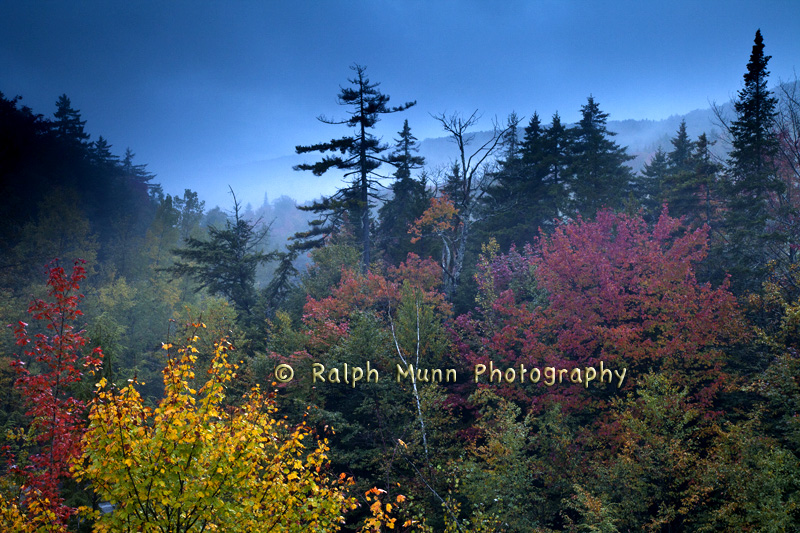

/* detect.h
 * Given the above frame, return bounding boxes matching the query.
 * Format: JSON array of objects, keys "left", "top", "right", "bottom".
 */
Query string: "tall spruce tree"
[
  {"left": 542, "top": 112, "right": 570, "bottom": 203},
  {"left": 292, "top": 64, "right": 416, "bottom": 272},
  {"left": 163, "top": 190, "right": 274, "bottom": 319},
  {"left": 693, "top": 133, "right": 723, "bottom": 228},
  {"left": 52, "top": 94, "right": 90, "bottom": 146},
  {"left": 481, "top": 112, "right": 559, "bottom": 248},
  {"left": 723, "top": 29, "right": 782, "bottom": 292},
  {"left": 661, "top": 121, "right": 700, "bottom": 220},
  {"left": 377, "top": 120, "right": 429, "bottom": 265},
  {"left": 637, "top": 147, "right": 670, "bottom": 220},
  {"left": 566, "top": 96, "right": 634, "bottom": 217}
]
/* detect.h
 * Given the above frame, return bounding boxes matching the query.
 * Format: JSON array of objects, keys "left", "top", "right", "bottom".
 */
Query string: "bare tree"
[{"left": 429, "top": 111, "right": 511, "bottom": 299}]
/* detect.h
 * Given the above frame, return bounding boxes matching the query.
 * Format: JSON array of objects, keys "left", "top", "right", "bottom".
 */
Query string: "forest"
[{"left": 1, "top": 29, "right": 800, "bottom": 531}]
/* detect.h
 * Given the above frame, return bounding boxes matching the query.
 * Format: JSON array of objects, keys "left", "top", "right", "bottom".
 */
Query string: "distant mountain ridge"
[{"left": 415, "top": 102, "right": 735, "bottom": 176}]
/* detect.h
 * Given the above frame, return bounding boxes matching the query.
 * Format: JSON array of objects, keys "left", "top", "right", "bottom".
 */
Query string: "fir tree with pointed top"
[
  {"left": 377, "top": 119, "right": 429, "bottom": 265},
  {"left": 661, "top": 121, "right": 701, "bottom": 220},
  {"left": 693, "top": 133, "right": 723, "bottom": 226},
  {"left": 52, "top": 94, "right": 89, "bottom": 145},
  {"left": 668, "top": 119, "right": 696, "bottom": 173},
  {"left": 566, "top": 96, "right": 634, "bottom": 217},
  {"left": 723, "top": 29, "right": 783, "bottom": 292},
  {"left": 91, "top": 136, "right": 118, "bottom": 167},
  {"left": 292, "top": 64, "right": 416, "bottom": 272},
  {"left": 636, "top": 147, "right": 669, "bottom": 219},
  {"left": 543, "top": 111, "right": 570, "bottom": 193}
]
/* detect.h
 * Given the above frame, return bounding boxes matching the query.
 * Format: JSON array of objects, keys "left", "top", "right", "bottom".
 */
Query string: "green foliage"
[
  {"left": 163, "top": 191, "right": 275, "bottom": 319},
  {"left": 700, "top": 416, "right": 800, "bottom": 532},
  {"left": 456, "top": 390, "right": 542, "bottom": 531}
]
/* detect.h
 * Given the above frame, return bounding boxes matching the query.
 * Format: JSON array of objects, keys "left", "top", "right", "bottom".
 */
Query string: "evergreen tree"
[
  {"left": 566, "top": 96, "right": 634, "bottom": 217},
  {"left": 52, "top": 94, "right": 89, "bottom": 145},
  {"left": 668, "top": 119, "right": 696, "bottom": 173},
  {"left": 722, "top": 29, "right": 783, "bottom": 292},
  {"left": 386, "top": 119, "right": 425, "bottom": 181},
  {"left": 163, "top": 190, "right": 274, "bottom": 319},
  {"left": 693, "top": 133, "right": 723, "bottom": 228},
  {"left": 542, "top": 111, "right": 570, "bottom": 201},
  {"left": 292, "top": 64, "right": 415, "bottom": 272},
  {"left": 90, "top": 136, "right": 118, "bottom": 167},
  {"left": 121, "top": 147, "right": 156, "bottom": 189},
  {"left": 636, "top": 147, "right": 669, "bottom": 219},
  {"left": 661, "top": 121, "right": 700, "bottom": 220},
  {"left": 481, "top": 112, "right": 558, "bottom": 248},
  {"left": 377, "top": 120, "right": 429, "bottom": 265}
]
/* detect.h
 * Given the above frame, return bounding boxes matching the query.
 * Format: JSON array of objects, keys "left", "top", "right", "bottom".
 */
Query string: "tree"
[
  {"left": 668, "top": 119, "right": 696, "bottom": 173},
  {"left": 377, "top": 120, "right": 430, "bottom": 265},
  {"left": 566, "top": 96, "right": 634, "bottom": 217},
  {"left": 74, "top": 326, "right": 357, "bottom": 532},
  {"left": 636, "top": 147, "right": 669, "bottom": 219},
  {"left": 52, "top": 94, "right": 89, "bottom": 146},
  {"left": 293, "top": 64, "right": 416, "bottom": 272},
  {"left": 3, "top": 260, "right": 103, "bottom": 528},
  {"left": 721, "top": 29, "right": 783, "bottom": 292},
  {"left": 163, "top": 190, "right": 273, "bottom": 318},
  {"left": 454, "top": 210, "right": 746, "bottom": 414},
  {"left": 542, "top": 112, "right": 570, "bottom": 207},
  {"left": 481, "top": 112, "right": 562, "bottom": 250},
  {"left": 425, "top": 111, "right": 511, "bottom": 299},
  {"left": 660, "top": 121, "right": 700, "bottom": 221}
]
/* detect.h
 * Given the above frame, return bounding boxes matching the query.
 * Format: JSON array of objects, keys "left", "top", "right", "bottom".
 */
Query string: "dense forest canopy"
[{"left": 2, "top": 29, "right": 800, "bottom": 532}]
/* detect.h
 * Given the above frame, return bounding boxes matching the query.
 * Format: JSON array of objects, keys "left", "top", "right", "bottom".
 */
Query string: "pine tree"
[
  {"left": 668, "top": 120, "right": 696, "bottom": 173},
  {"left": 636, "top": 147, "right": 669, "bottom": 219},
  {"left": 723, "top": 29, "right": 782, "bottom": 292},
  {"left": 90, "top": 136, "right": 118, "bottom": 167},
  {"left": 481, "top": 112, "right": 558, "bottom": 248},
  {"left": 292, "top": 64, "right": 415, "bottom": 272},
  {"left": 163, "top": 190, "right": 274, "bottom": 318},
  {"left": 566, "top": 96, "right": 634, "bottom": 217},
  {"left": 542, "top": 112, "right": 570, "bottom": 200},
  {"left": 52, "top": 94, "right": 89, "bottom": 145},
  {"left": 661, "top": 121, "right": 700, "bottom": 220},
  {"left": 377, "top": 120, "right": 428, "bottom": 265},
  {"left": 693, "top": 133, "right": 723, "bottom": 228}
]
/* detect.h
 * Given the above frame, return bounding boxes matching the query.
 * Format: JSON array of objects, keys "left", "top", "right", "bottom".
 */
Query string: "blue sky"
[{"left": 2, "top": 1, "right": 799, "bottom": 207}]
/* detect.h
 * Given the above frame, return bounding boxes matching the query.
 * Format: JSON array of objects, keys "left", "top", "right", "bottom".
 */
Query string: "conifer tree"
[
  {"left": 542, "top": 112, "right": 570, "bottom": 198},
  {"left": 668, "top": 119, "right": 696, "bottom": 173},
  {"left": 163, "top": 190, "right": 274, "bottom": 318},
  {"left": 693, "top": 133, "right": 723, "bottom": 228},
  {"left": 52, "top": 94, "right": 89, "bottom": 145},
  {"left": 292, "top": 64, "right": 416, "bottom": 272},
  {"left": 377, "top": 120, "right": 429, "bottom": 265},
  {"left": 565, "top": 96, "right": 634, "bottom": 217},
  {"left": 636, "top": 147, "right": 669, "bottom": 219},
  {"left": 722, "top": 29, "right": 782, "bottom": 291},
  {"left": 481, "top": 112, "right": 558, "bottom": 248},
  {"left": 661, "top": 121, "right": 700, "bottom": 220}
]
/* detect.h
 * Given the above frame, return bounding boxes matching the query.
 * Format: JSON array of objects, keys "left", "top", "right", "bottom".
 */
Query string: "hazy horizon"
[{"left": 3, "top": 1, "right": 798, "bottom": 209}]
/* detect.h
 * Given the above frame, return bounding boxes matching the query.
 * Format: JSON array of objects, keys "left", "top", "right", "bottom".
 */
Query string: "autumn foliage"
[
  {"left": 456, "top": 210, "right": 747, "bottom": 413},
  {"left": 4, "top": 260, "right": 102, "bottom": 528},
  {"left": 73, "top": 326, "right": 357, "bottom": 532}
]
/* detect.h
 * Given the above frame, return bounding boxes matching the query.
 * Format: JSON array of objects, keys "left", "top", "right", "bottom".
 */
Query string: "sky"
[{"left": 2, "top": 1, "right": 799, "bottom": 208}]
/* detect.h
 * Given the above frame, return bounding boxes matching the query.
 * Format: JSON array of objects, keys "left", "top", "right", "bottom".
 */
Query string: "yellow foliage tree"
[{"left": 72, "top": 325, "right": 357, "bottom": 532}]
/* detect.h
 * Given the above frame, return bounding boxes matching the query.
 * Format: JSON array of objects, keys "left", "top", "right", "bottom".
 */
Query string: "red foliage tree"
[
  {"left": 302, "top": 253, "right": 449, "bottom": 352},
  {"left": 6, "top": 260, "right": 102, "bottom": 524},
  {"left": 455, "top": 210, "right": 747, "bottom": 415}
]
